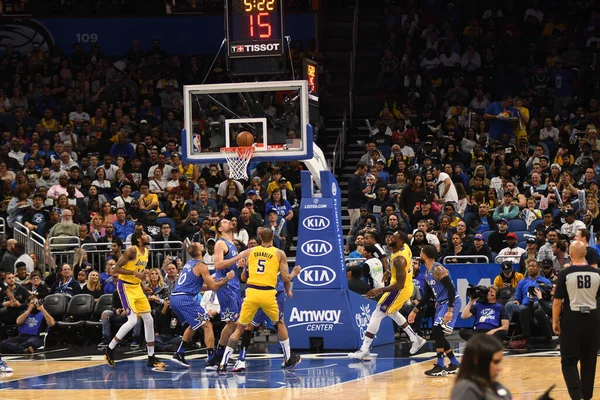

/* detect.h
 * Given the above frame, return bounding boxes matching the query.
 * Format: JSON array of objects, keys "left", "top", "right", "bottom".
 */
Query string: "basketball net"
[{"left": 220, "top": 146, "right": 255, "bottom": 181}]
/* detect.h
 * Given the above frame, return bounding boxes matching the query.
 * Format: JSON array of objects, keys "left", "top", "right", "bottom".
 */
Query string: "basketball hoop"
[{"left": 220, "top": 146, "right": 255, "bottom": 181}]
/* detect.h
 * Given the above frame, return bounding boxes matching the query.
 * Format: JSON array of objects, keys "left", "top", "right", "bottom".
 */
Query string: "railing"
[
  {"left": 494, "top": 255, "right": 521, "bottom": 263},
  {"left": 331, "top": 109, "right": 348, "bottom": 174},
  {"left": 349, "top": 0, "right": 359, "bottom": 123},
  {"left": 13, "top": 221, "right": 48, "bottom": 274},
  {"left": 49, "top": 236, "right": 81, "bottom": 268},
  {"left": 345, "top": 257, "right": 365, "bottom": 267},
  {"left": 443, "top": 255, "right": 490, "bottom": 264},
  {"left": 13, "top": 222, "right": 29, "bottom": 250},
  {"left": 0, "top": 217, "right": 5, "bottom": 242},
  {"left": 30, "top": 230, "right": 46, "bottom": 274}
]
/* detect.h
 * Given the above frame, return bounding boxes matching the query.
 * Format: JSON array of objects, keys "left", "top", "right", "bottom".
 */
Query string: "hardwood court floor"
[{"left": 0, "top": 350, "right": 596, "bottom": 400}]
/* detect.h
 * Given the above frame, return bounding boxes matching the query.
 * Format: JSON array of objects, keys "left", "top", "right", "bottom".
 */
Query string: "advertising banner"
[
  {"left": 295, "top": 171, "right": 346, "bottom": 290},
  {"left": 285, "top": 289, "right": 394, "bottom": 350}
]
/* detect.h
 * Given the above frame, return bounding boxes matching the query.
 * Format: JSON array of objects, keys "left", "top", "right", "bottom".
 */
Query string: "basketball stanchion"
[{"left": 284, "top": 170, "right": 395, "bottom": 350}]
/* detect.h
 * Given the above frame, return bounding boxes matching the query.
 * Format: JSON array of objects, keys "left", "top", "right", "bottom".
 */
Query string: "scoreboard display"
[{"left": 226, "top": 0, "right": 284, "bottom": 58}]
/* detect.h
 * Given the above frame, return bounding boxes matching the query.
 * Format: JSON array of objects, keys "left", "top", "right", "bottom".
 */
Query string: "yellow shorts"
[
  {"left": 378, "top": 287, "right": 413, "bottom": 314},
  {"left": 117, "top": 281, "right": 151, "bottom": 314},
  {"left": 238, "top": 287, "right": 279, "bottom": 326}
]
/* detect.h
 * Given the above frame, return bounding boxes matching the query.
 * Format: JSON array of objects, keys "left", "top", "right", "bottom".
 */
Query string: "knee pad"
[{"left": 432, "top": 325, "right": 444, "bottom": 348}]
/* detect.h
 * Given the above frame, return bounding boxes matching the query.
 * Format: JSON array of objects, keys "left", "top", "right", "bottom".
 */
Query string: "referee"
[{"left": 553, "top": 241, "right": 600, "bottom": 400}]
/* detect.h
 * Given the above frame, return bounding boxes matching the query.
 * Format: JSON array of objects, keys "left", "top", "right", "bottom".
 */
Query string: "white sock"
[
  {"left": 280, "top": 339, "right": 291, "bottom": 361},
  {"left": 403, "top": 324, "right": 418, "bottom": 342},
  {"left": 108, "top": 339, "right": 118, "bottom": 350},
  {"left": 361, "top": 335, "right": 374, "bottom": 351},
  {"left": 147, "top": 345, "right": 155, "bottom": 357},
  {"left": 390, "top": 312, "right": 417, "bottom": 342},
  {"left": 221, "top": 346, "right": 234, "bottom": 367}
]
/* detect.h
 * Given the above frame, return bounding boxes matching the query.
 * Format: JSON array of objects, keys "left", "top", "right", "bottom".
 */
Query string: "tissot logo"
[
  {"left": 233, "top": 43, "right": 281, "bottom": 54},
  {"left": 302, "top": 216, "right": 330, "bottom": 231},
  {"left": 298, "top": 265, "right": 336, "bottom": 287},
  {"left": 301, "top": 240, "right": 332, "bottom": 257}
]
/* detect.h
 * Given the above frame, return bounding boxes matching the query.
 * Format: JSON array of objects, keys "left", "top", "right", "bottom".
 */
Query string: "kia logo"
[
  {"left": 302, "top": 216, "right": 330, "bottom": 231},
  {"left": 301, "top": 240, "right": 332, "bottom": 257},
  {"left": 298, "top": 265, "right": 336, "bottom": 287}
]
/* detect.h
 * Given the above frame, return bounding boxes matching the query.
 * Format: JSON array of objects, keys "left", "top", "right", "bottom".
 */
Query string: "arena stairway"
[{"left": 287, "top": 120, "right": 369, "bottom": 267}]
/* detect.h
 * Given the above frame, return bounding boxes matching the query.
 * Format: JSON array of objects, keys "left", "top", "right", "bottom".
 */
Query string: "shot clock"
[{"left": 226, "top": 0, "right": 284, "bottom": 58}]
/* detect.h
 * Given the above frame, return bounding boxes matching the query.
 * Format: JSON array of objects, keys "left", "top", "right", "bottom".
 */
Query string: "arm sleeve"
[
  {"left": 441, "top": 276, "right": 456, "bottom": 307},
  {"left": 416, "top": 282, "right": 433, "bottom": 309}
]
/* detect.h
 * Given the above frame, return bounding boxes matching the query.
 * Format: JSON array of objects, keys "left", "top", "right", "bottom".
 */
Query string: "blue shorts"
[
  {"left": 216, "top": 285, "right": 242, "bottom": 322},
  {"left": 170, "top": 293, "right": 209, "bottom": 331},
  {"left": 251, "top": 291, "right": 286, "bottom": 327},
  {"left": 433, "top": 298, "right": 462, "bottom": 333}
]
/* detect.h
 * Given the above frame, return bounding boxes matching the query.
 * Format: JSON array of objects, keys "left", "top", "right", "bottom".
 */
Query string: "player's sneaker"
[
  {"left": 232, "top": 360, "right": 246, "bottom": 372},
  {"left": 348, "top": 348, "right": 371, "bottom": 360},
  {"left": 172, "top": 353, "right": 190, "bottom": 368},
  {"left": 104, "top": 347, "right": 115, "bottom": 367},
  {"left": 147, "top": 355, "right": 166, "bottom": 368},
  {"left": 445, "top": 364, "right": 459, "bottom": 375},
  {"left": 0, "top": 359, "right": 13, "bottom": 373},
  {"left": 205, "top": 355, "right": 221, "bottom": 371},
  {"left": 283, "top": 352, "right": 301, "bottom": 369},
  {"left": 424, "top": 363, "right": 447, "bottom": 377},
  {"left": 410, "top": 336, "right": 427, "bottom": 355},
  {"left": 217, "top": 365, "right": 227, "bottom": 375}
]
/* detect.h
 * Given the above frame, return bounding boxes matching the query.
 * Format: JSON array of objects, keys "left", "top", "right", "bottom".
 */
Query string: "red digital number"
[{"left": 248, "top": 12, "right": 271, "bottom": 39}]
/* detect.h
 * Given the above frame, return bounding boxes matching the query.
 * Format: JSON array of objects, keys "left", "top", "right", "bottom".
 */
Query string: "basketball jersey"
[
  {"left": 247, "top": 245, "right": 280, "bottom": 288},
  {"left": 118, "top": 246, "right": 148, "bottom": 285},
  {"left": 179, "top": 164, "right": 195, "bottom": 181},
  {"left": 390, "top": 245, "right": 413, "bottom": 291},
  {"left": 172, "top": 259, "right": 203, "bottom": 296},
  {"left": 424, "top": 261, "right": 456, "bottom": 303},
  {"left": 215, "top": 238, "right": 240, "bottom": 291}
]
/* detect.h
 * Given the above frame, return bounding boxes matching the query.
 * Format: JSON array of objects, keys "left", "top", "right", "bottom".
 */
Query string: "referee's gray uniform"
[{"left": 554, "top": 264, "right": 600, "bottom": 400}]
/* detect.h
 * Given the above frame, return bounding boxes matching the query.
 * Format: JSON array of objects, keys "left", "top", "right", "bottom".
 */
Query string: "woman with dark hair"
[
  {"left": 507, "top": 157, "right": 527, "bottom": 186},
  {"left": 441, "top": 143, "right": 465, "bottom": 167},
  {"left": 264, "top": 189, "right": 293, "bottom": 221},
  {"left": 83, "top": 185, "right": 107, "bottom": 211},
  {"left": 92, "top": 167, "right": 112, "bottom": 196},
  {"left": 440, "top": 233, "right": 470, "bottom": 263},
  {"left": 397, "top": 174, "right": 426, "bottom": 219},
  {"left": 6, "top": 184, "right": 32, "bottom": 227},
  {"left": 450, "top": 334, "right": 511, "bottom": 400}
]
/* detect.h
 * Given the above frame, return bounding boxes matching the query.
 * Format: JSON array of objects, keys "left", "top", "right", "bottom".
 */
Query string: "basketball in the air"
[{"left": 236, "top": 131, "right": 255, "bottom": 146}]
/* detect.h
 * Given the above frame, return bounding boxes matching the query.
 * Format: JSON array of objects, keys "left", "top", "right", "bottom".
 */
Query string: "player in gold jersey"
[
  {"left": 104, "top": 230, "right": 165, "bottom": 368},
  {"left": 348, "top": 231, "right": 426, "bottom": 360},
  {"left": 218, "top": 229, "right": 302, "bottom": 373}
]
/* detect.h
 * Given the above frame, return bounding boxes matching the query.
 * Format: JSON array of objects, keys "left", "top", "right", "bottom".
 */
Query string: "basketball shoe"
[{"left": 348, "top": 347, "right": 370, "bottom": 360}]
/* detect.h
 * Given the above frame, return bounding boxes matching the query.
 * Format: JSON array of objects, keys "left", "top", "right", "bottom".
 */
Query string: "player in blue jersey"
[
  {"left": 408, "top": 244, "right": 461, "bottom": 376},
  {"left": 170, "top": 242, "right": 236, "bottom": 368},
  {"left": 205, "top": 219, "right": 249, "bottom": 370}
]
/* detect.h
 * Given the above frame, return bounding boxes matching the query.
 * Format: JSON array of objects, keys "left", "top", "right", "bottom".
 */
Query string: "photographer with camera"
[
  {"left": 0, "top": 294, "right": 55, "bottom": 354},
  {"left": 505, "top": 259, "right": 554, "bottom": 351},
  {"left": 459, "top": 286, "right": 509, "bottom": 342}
]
